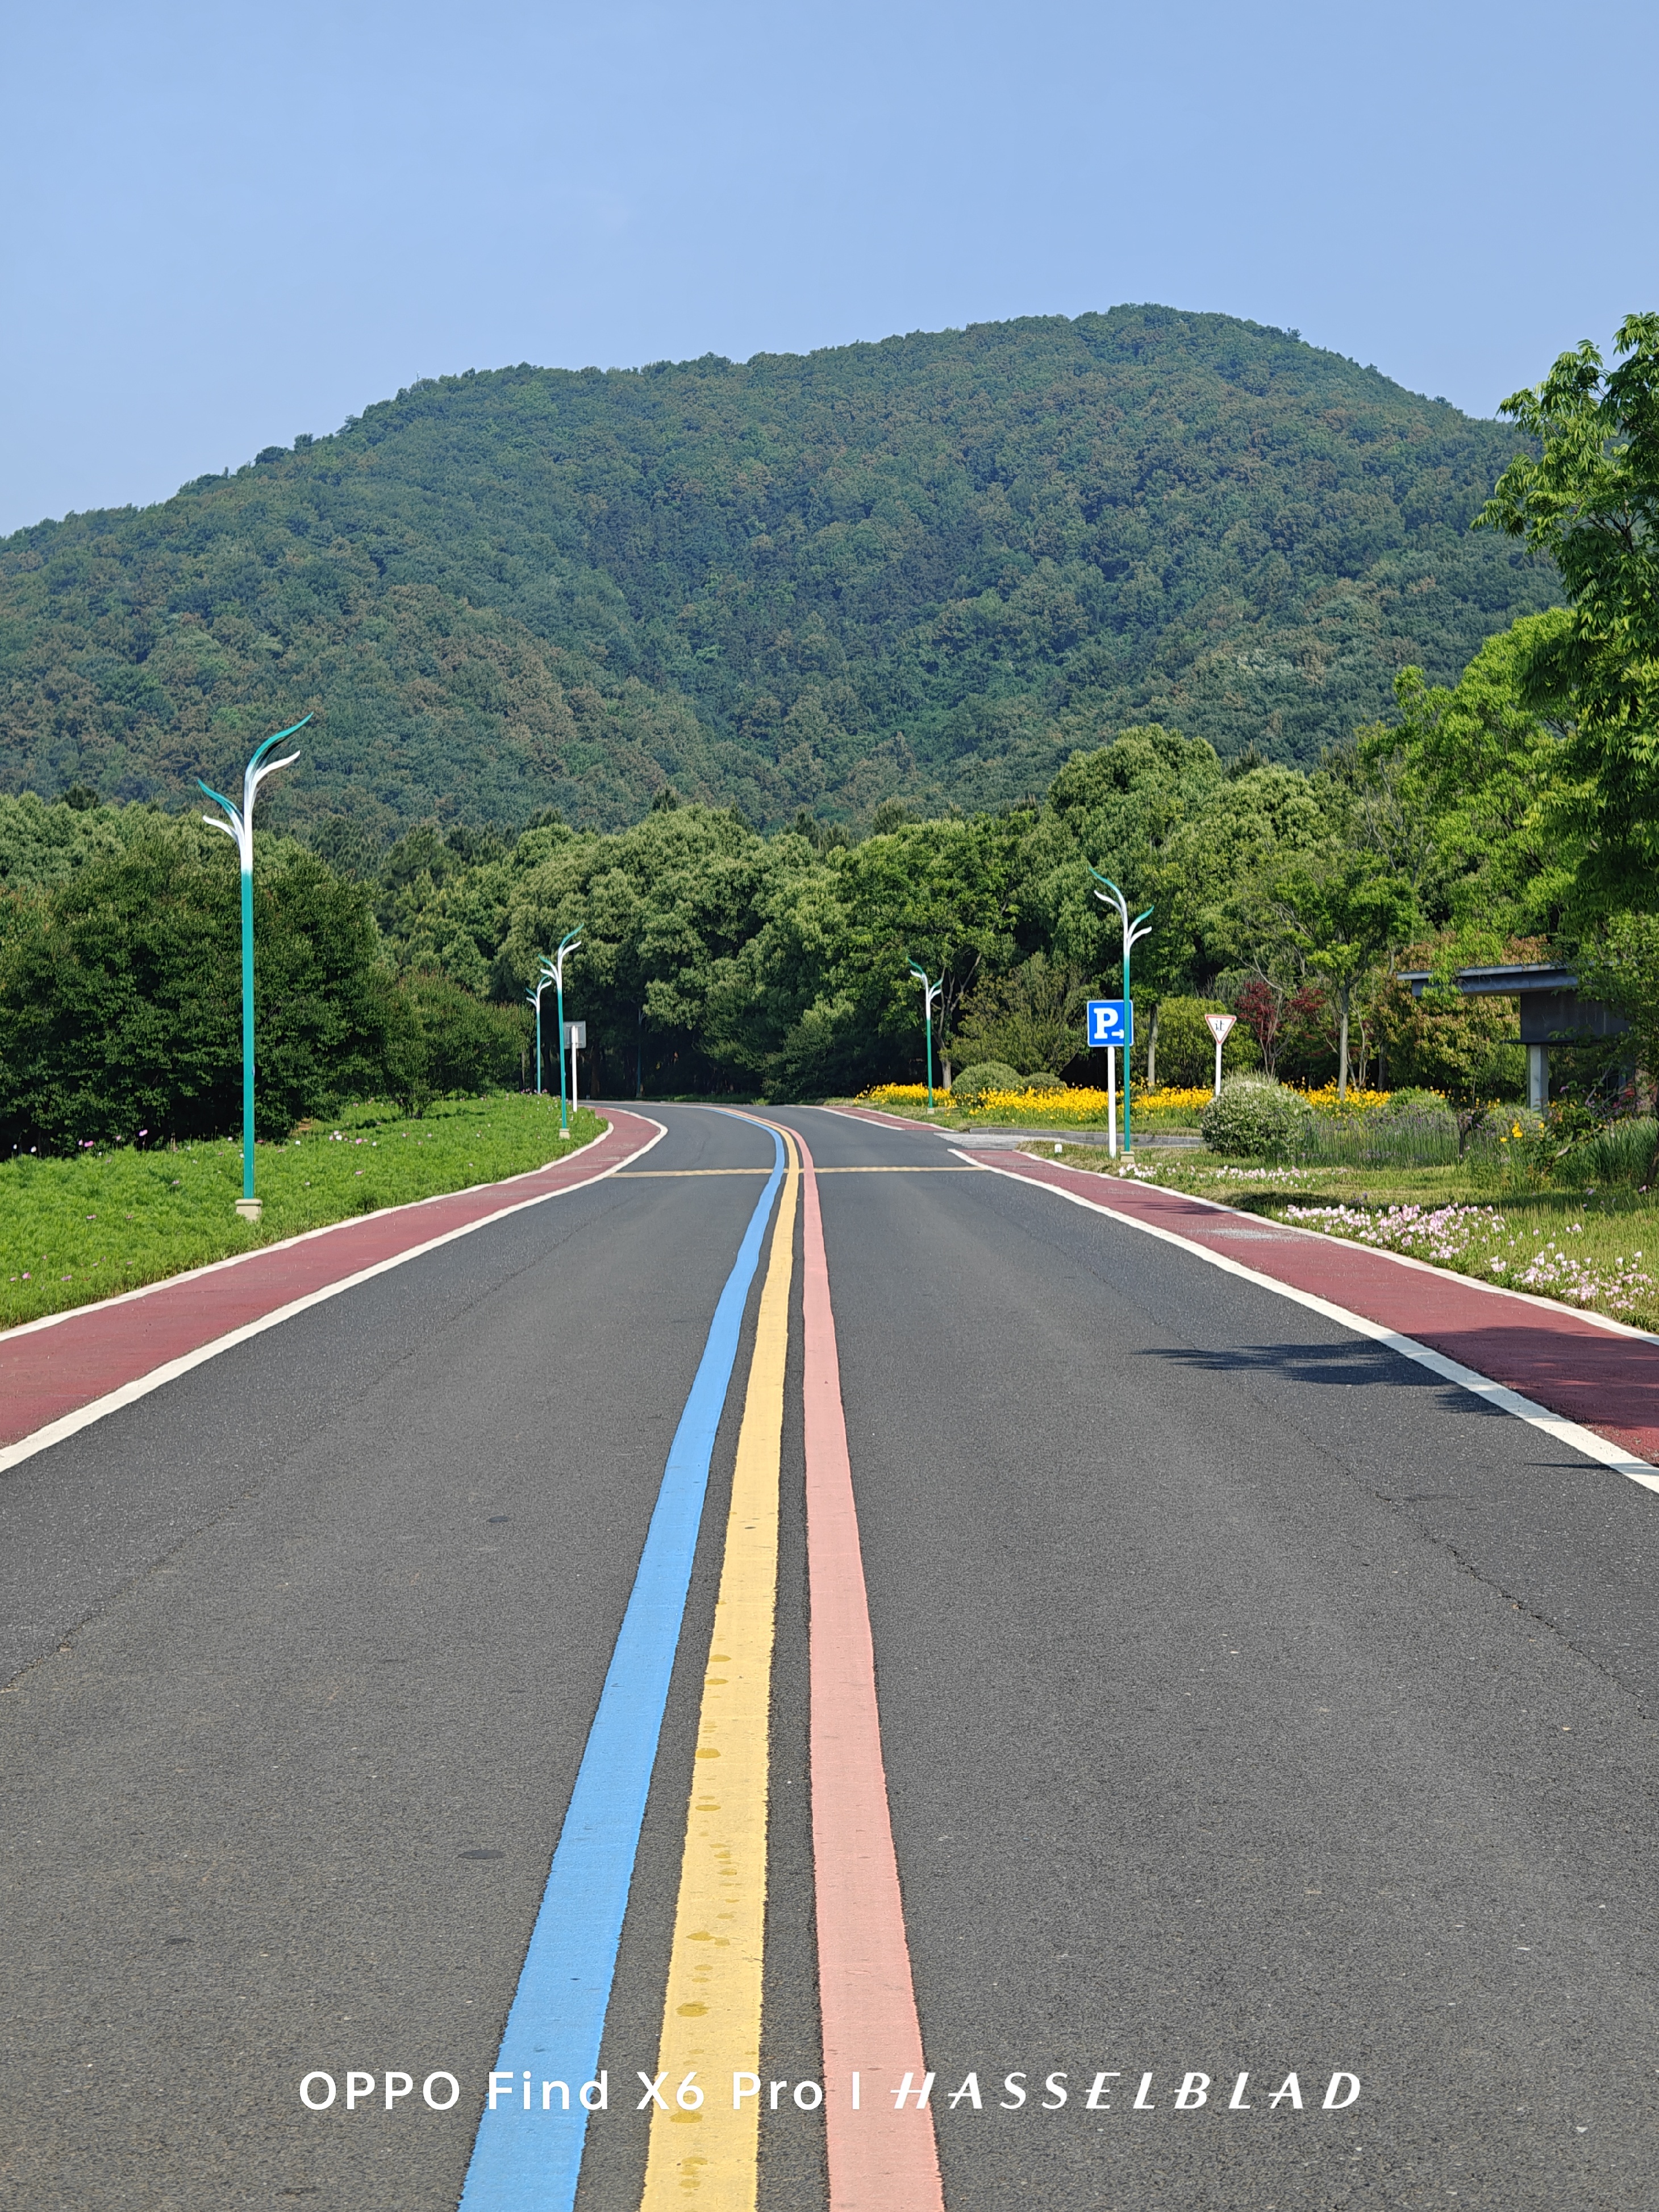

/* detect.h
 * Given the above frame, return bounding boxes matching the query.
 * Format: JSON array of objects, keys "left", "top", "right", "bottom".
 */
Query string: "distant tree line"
[{"left": 3, "top": 313, "right": 1655, "bottom": 1151}]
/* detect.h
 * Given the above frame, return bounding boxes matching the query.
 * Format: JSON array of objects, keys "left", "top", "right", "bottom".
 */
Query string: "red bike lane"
[{"left": 0, "top": 1110, "right": 662, "bottom": 1464}]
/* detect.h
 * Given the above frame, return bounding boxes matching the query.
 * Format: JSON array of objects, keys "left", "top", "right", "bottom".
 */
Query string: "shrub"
[
  {"left": 951, "top": 1061, "right": 1023, "bottom": 1105},
  {"left": 951, "top": 952, "right": 1087, "bottom": 1077},
  {"left": 1199, "top": 1074, "right": 1312, "bottom": 1157},
  {"left": 403, "top": 973, "right": 532, "bottom": 1101},
  {"left": 1575, "top": 1116, "right": 1659, "bottom": 1187},
  {"left": 1148, "top": 997, "right": 1261, "bottom": 1088},
  {"left": 1021, "top": 1069, "right": 1064, "bottom": 1092},
  {"left": 1382, "top": 1086, "right": 1444, "bottom": 1115},
  {"left": 1371, "top": 961, "right": 1526, "bottom": 1102}
]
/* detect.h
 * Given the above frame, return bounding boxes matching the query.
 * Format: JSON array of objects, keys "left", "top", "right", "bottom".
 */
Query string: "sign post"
[
  {"left": 1205, "top": 1010, "right": 1237, "bottom": 1097},
  {"left": 1089, "top": 873, "right": 1153, "bottom": 1154},
  {"left": 564, "top": 1020, "right": 587, "bottom": 1119},
  {"left": 1087, "top": 999, "right": 1133, "bottom": 1157}
]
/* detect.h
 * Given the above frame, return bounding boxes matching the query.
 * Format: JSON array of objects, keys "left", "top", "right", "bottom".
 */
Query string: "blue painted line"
[{"left": 458, "top": 1125, "right": 785, "bottom": 2211}]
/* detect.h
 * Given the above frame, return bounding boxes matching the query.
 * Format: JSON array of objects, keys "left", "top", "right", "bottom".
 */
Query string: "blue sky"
[{"left": 3, "top": 0, "right": 1656, "bottom": 535}]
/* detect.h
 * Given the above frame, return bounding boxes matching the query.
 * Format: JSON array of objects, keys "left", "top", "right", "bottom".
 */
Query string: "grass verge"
[
  {"left": 2, "top": 1095, "right": 605, "bottom": 1332},
  {"left": 1020, "top": 1142, "right": 1659, "bottom": 1334}
]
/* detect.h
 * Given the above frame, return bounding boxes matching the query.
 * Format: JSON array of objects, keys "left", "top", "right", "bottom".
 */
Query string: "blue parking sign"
[{"left": 1086, "top": 998, "right": 1132, "bottom": 1048}]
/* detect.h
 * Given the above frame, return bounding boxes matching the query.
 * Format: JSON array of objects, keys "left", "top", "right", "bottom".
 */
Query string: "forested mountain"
[{"left": 0, "top": 308, "right": 1558, "bottom": 839}]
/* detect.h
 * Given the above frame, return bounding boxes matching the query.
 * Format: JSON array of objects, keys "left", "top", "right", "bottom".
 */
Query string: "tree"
[
  {"left": 1356, "top": 621, "right": 1573, "bottom": 940},
  {"left": 832, "top": 816, "right": 1023, "bottom": 1085},
  {"left": 1243, "top": 851, "right": 1418, "bottom": 1097},
  {"left": 0, "top": 826, "right": 412, "bottom": 1151},
  {"left": 1477, "top": 313, "right": 1659, "bottom": 913},
  {"left": 952, "top": 952, "right": 1090, "bottom": 1076},
  {"left": 1577, "top": 913, "right": 1659, "bottom": 1101}
]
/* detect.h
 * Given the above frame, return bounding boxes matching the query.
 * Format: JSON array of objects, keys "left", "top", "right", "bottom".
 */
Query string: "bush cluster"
[
  {"left": 952, "top": 1063, "right": 1065, "bottom": 1106},
  {"left": 1198, "top": 1074, "right": 1313, "bottom": 1157},
  {"left": 950, "top": 1062, "right": 1023, "bottom": 1105}
]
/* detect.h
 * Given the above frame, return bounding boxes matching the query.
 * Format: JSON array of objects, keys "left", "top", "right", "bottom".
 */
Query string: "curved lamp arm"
[
  {"left": 540, "top": 926, "right": 584, "bottom": 992},
  {"left": 198, "top": 714, "right": 311, "bottom": 868},
  {"left": 1089, "top": 867, "right": 1154, "bottom": 955}
]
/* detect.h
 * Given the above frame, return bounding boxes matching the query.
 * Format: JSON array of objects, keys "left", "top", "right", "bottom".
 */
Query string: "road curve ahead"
[{"left": 3, "top": 1103, "right": 1657, "bottom": 2212}]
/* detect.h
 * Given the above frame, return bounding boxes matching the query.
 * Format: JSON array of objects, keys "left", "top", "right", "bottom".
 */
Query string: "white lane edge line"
[
  {"left": 0, "top": 1119, "right": 668, "bottom": 1476},
  {"left": 964, "top": 1152, "right": 1659, "bottom": 1501}
]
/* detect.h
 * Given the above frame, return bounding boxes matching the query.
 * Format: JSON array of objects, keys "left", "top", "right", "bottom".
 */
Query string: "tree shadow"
[{"left": 1144, "top": 1337, "right": 1498, "bottom": 1402}]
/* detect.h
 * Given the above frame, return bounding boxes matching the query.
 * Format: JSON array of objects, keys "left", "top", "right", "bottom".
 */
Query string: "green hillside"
[{"left": 0, "top": 307, "right": 1558, "bottom": 837}]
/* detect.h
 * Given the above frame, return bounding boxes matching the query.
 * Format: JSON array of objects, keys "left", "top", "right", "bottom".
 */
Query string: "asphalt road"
[{"left": 3, "top": 1102, "right": 1657, "bottom": 2211}]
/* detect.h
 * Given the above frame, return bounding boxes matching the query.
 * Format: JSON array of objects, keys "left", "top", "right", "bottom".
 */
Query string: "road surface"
[{"left": 3, "top": 1103, "right": 1657, "bottom": 2210}]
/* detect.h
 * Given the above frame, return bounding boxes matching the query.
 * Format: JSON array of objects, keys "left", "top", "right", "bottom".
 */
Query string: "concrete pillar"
[{"left": 1527, "top": 1042, "right": 1549, "bottom": 1112}]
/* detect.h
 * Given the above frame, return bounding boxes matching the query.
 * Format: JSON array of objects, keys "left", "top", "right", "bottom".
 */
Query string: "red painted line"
[
  {"left": 0, "top": 1111, "right": 662, "bottom": 1456},
  {"left": 796, "top": 1124, "right": 946, "bottom": 2212},
  {"left": 989, "top": 1152, "right": 1659, "bottom": 1467}
]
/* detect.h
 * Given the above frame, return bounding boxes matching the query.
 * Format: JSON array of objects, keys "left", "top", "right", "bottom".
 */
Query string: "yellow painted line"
[
  {"left": 639, "top": 1131, "right": 799, "bottom": 2210},
  {"left": 618, "top": 1165, "right": 978, "bottom": 1178}
]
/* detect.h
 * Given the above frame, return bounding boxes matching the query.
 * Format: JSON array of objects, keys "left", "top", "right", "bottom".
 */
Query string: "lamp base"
[{"left": 235, "top": 1198, "right": 263, "bottom": 1223}]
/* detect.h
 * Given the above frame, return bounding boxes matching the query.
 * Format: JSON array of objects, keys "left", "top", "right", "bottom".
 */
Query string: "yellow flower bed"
[
  {"left": 857, "top": 1082, "right": 947, "bottom": 1107},
  {"left": 859, "top": 1077, "right": 1417, "bottom": 1126},
  {"left": 965, "top": 1084, "right": 1211, "bottom": 1124},
  {"left": 969, "top": 1088, "right": 1116, "bottom": 1120},
  {"left": 1136, "top": 1086, "right": 1214, "bottom": 1112},
  {"left": 1298, "top": 1082, "right": 1398, "bottom": 1116}
]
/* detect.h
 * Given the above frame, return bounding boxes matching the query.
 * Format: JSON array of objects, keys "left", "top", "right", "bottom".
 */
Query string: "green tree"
[
  {"left": 828, "top": 815, "right": 1024, "bottom": 1085},
  {"left": 1356, "top": 620, "right": 1573, "bottom": 940},
  {"left": 1577, "top": 913, "right": 1659, "bottom": 1097},
  {"left": 1477, "top": 313, "right": 1659, "bottom": 911},
  {"left": 0, "top": 826, "right": 412, "bottom": 1151},
  {"left": 1242, "top": 849, "right": 1418, "bottom": 1097},
  {"left": 952, "top": 952, "right": 1090, "bottom": 1076}
]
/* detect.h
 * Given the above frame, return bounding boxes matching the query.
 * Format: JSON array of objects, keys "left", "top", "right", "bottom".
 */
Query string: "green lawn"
[
  {"left": 1, "top": 1095, "right": 605, "bottom": 1332},
  {"left": 1025, "top": 1143, "right": 1659, "bottom": 1334}
]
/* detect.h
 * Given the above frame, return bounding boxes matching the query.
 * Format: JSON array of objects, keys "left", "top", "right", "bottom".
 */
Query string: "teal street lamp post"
[
  {"left": 541, "top": 930, "right": 582, "bottom": 1134},
  {"left": 526, "top": 970, "right": 555, "bottom": 1094},
  {"left": 907, "top": 960, "right": 944, "bottom": 1109},
  {"left": 1089, "top": 869, "right": 1153, "bottom": 1153},
  {"left": 198, "top": 715, "right": 310, "bottom": 1220}
]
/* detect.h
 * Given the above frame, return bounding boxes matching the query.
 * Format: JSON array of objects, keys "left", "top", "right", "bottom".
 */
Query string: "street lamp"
[
  {"left": 1089, "top": 869, "right": 1153, "bottom": 1153},
  {"left": 907, "top": 959, "right": 943, "bottom": 1110},
  {"left": 198, "top": 715, "right": 310, "bottom": 1220},
  {"left": 525, "top": 970, "right": 555, "bottom": 1095},
  {"left": 541, "top": 929, "right": 582, "bottom": 1134}
]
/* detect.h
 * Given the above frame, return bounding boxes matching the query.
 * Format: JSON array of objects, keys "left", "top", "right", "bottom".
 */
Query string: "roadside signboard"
[
  {"left": 562, "top": 1022, "right": 587, "bottom": 1048},
  {"left": 1086, "top": 999, "right": 1132, "bottom": 1049}
]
